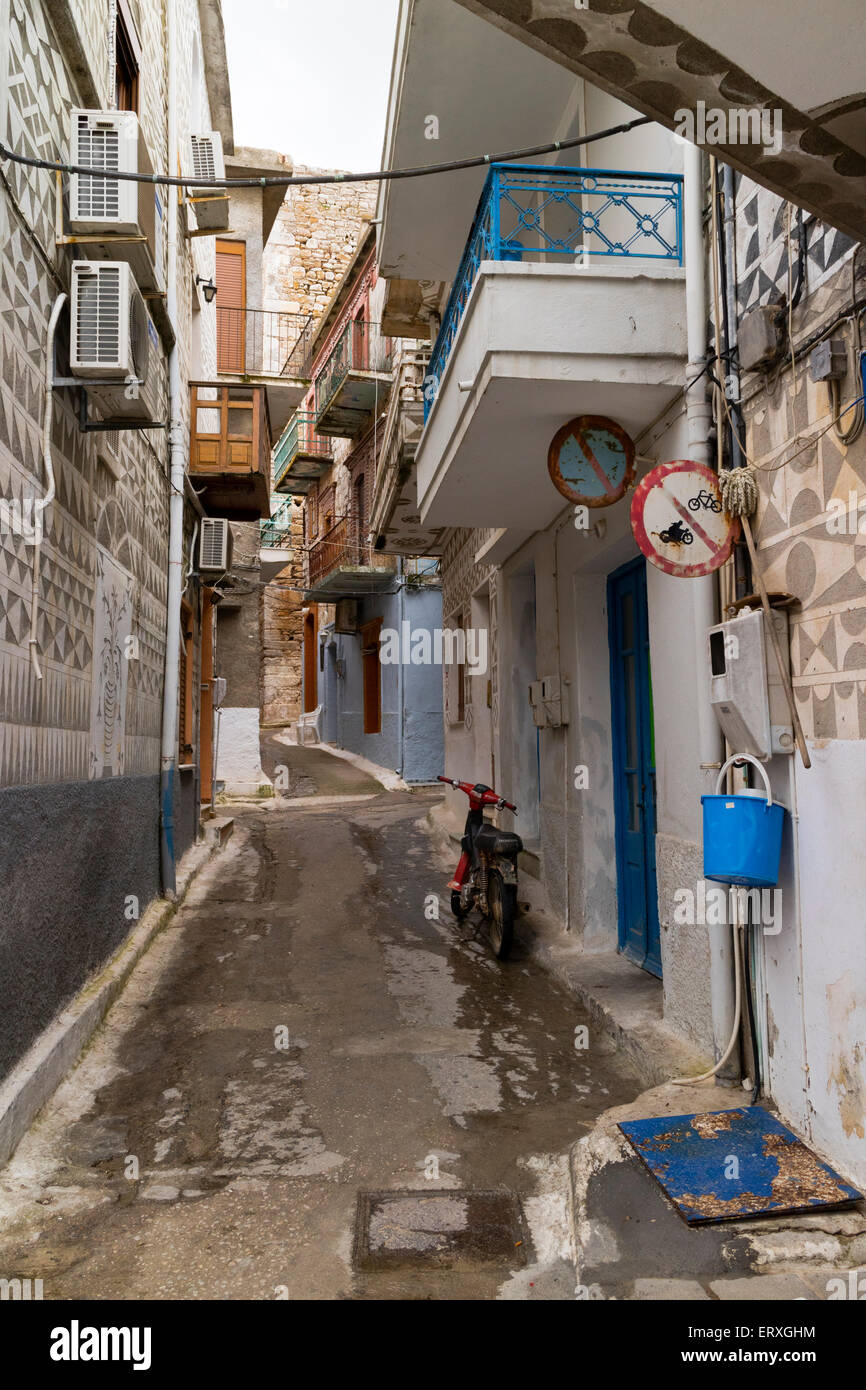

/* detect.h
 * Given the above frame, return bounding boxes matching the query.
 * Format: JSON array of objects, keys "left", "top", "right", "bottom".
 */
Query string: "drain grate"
[{"left": 353, "top": 1190, "right": 528, "bottom": 1270}]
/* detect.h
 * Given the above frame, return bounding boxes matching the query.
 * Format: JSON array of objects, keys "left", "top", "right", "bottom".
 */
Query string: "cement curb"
[{"left": 0, "top": 835, "right": 218, "bottom": 1169}]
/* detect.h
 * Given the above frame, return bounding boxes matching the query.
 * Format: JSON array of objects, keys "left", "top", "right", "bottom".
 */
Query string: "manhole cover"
[{"left": 353, "top": 1190, "right": 527, "bottom": 1270}]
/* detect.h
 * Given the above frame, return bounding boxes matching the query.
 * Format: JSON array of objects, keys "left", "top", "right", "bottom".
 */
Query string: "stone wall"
[
  {"left": 264, "top": 171, "right": 377, "bottom": 320},
  {"left": 261, "top": 505, "right": 305, "bottom": 727},
  {"left": 260, "top": 172, "right": 377, "bottom": 728}
]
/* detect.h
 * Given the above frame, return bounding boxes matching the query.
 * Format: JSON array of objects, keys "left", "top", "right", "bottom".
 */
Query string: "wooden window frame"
[{"left": 115, "top": 0, "right": 141, "bottom": 114}]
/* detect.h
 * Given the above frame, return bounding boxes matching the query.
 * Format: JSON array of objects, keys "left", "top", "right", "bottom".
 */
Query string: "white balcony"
[{"left": 415, "top": 163, "right": 687, "bottom": 532}]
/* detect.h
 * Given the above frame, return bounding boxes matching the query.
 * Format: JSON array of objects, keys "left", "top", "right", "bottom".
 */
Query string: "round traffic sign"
[
  {"left": 630, "top": 461, "right": 739, "bottom": 577},
  {"left": 548, "top": 415, "right": 636, "bottom": 508}
]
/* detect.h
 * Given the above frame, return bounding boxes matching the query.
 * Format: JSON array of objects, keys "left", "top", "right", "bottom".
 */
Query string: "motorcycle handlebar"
[{"left": 436, "top": 776, "right": 517, "bottom": 814}]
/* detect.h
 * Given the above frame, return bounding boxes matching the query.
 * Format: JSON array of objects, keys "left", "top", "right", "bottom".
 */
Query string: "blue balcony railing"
[{"left": 424, "top": 163, "right": 684, "bottom": 419}]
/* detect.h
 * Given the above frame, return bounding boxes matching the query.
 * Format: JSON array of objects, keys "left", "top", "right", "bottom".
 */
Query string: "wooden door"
[
  {"left": 608, "top": 557, "right": 661, "bottom": 977},
  {"left": 303, "top": 608, "right": 318, "bottom": 713},
  {"left": 216, "top": 240, "right": 246, "bottom": 373}
]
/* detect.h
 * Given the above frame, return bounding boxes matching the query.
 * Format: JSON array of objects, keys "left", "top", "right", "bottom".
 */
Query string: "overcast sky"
[{"left": 223, "top": 0, "right": 401, "bottom": 171}]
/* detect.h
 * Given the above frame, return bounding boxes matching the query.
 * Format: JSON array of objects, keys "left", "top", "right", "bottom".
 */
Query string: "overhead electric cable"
[{"left": 0, "top": 116, "right": 653, "bottom": 190}]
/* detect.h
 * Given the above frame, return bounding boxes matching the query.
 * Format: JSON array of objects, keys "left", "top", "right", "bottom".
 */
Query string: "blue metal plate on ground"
[{"left": 619, "top": 1108, "right": 862, "bottom": 1225}]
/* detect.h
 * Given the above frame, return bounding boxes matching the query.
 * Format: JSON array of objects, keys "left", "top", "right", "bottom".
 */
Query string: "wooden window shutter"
[{"left": 215, "top": 240, "right": 246, "bottom": 373}]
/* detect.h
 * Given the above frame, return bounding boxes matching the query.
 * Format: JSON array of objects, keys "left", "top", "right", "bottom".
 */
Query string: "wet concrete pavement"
[{"left": 0, "top": 750, "right": 642, "bottom": 1300}]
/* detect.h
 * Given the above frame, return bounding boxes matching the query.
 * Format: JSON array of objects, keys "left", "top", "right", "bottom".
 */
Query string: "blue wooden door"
[{"left": 608, "top": 558, "right": 661, "bottom": 977}]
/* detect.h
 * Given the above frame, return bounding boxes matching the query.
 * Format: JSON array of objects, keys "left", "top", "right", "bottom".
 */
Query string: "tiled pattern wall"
[
  {"left": 736, "top": 176, "right": 866, "bottom": 740},
  {"left": 0, "top": 0, "right": 212, "bottom": 787}
]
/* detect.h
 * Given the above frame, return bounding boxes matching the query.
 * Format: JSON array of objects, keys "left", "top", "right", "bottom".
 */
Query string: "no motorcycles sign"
[{"left": 630, "top": 461, "right": 739, "bottom": 578}]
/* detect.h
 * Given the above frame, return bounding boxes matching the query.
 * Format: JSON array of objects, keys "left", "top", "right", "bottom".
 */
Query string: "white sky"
[{"left": 222, "top": 0, "right": 401, "bottom": 172}]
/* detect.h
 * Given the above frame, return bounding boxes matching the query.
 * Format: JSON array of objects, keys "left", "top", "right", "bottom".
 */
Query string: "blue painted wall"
[{"left": 311, "top": 583, "right": 444, "bottom": 782}]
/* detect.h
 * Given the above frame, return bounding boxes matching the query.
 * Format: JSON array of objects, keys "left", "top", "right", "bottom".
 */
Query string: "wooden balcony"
[
  {"left": 304, "top": 512, "right": 396, "bottom": 601},
  {"left": 189, "top": 383, "right": 272, "bottom": 520}
]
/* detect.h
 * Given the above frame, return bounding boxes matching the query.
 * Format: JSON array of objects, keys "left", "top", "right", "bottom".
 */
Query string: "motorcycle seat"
[{"left": 474, "top": 822, "right": 523, "bottom": 857}]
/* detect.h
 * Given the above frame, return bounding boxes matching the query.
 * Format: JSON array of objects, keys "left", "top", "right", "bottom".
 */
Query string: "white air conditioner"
[
  {"left": 199, "top": 518, "right": 233, "bottom": 573},
  {"left": 70, "top": 261, "right": 161, "bottom": 421},
  {"left": 183, "top": 132, "right": 230, "bottom": 231},
  {"left": 69, "top": 109, "right": 164, "bottom": 293}
]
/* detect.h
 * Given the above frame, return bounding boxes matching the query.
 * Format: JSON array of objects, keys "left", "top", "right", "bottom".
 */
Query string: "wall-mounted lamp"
[{"left": 196, "top": 275, "right": 217, "bottom": 304}]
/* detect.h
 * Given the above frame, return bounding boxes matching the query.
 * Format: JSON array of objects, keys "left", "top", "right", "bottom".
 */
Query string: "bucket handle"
[{"left": 714, "top": 753, "right": 774, "bottom": 808}]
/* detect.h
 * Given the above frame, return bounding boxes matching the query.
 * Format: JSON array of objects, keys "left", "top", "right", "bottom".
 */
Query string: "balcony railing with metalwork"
[
  {"left": 425, "top": 163, "right": 684, "bottom": 418},
  {"left": 272, "top": 410, "right": 333, "bottom": 492},
  {"left": 314, "top": 319, "right": 394, "bottom": 423},
  {"left": 217, "top": 307, "right": 314, "bottom": 380},
  {"left": 260, "top": 501, "right": 294, "bottom": 549},
  {"left": 305, "top": 510, "right": 394, "bottom": 594}
]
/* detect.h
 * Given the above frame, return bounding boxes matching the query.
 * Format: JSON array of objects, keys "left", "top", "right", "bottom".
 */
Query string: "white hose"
[
  {"left": 30, "top": 292, "right": 66, "bottom": 680},
  {"left": 672, "top": 913, "right": 742, "bottom": 1085}
]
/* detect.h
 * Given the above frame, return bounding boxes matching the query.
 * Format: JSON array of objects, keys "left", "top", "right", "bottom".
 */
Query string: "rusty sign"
[
  {"left": 548, "top": 415, "right": 636, "bottom": 508},
  {"left": 619, "top": 1107, "right": 862, "bottom": 1225},
  {"left": 630, "top": 460, "right": 738, "bottom": 577}
]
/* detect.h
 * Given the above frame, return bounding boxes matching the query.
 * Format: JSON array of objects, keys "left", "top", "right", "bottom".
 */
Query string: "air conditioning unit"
[
  {"left": 70, "top": 261, "right": 161, "bottom": 422},
  {"left": 183, "top": 132, "right": 230, "bottom": 231},
  {"left": 334, "top": 598, "right": 360, "bottom": 633},
  {"left": 199, "top": 518, "right": 233, "bottom": 573},
  {"left": 69, "top": 109, "right": 164, "bottom": 294}
]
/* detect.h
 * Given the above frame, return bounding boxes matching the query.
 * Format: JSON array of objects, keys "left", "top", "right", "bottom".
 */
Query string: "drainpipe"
[
  {"left": 684, "top": 143, "right": 738, "bottom": 1082},
  {"left": 159, "top": 0, "right": 185, "bottom": 898}
]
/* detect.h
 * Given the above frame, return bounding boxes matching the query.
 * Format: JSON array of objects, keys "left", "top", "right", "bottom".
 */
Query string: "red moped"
[{"left": 437, "top": 776, "right": 522, "bottom": 959}]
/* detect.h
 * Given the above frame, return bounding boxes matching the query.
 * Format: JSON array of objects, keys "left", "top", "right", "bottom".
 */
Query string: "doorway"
[
  {"left": 303, "top": 608, "right": 318, "bottom": 712},
  {"left": 608, "top": 557, "right": 661, "bottom": 977}
]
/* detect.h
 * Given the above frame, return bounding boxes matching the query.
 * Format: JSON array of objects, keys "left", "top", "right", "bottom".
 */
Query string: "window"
[
  {"left": 115, "top": 0, "right": 141, "bottom": 113},
  {"left": 362, "top": 618, "right": 383, "bottom": 735},
  {"left": 178, "top": 600, "right": 195, "bottom": 761},
  {"left": 445, "top": 611, "right": 465, "bottom": 726},
  {"left": 215, "top": 240, "right": 246, "bottom": 373}
]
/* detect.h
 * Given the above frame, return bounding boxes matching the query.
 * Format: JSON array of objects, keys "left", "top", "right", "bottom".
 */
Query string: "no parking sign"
[{"left": 631, "top": 461, "right": 739, "bottom": 577}]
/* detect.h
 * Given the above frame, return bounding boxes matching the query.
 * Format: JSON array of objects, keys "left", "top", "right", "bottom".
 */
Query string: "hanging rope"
[{"left": 718, "top": 464, "right": 758, "bottom": 519}]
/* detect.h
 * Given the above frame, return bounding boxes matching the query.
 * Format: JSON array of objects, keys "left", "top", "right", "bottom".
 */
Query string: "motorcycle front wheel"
[{"left": 487, "top": 870, "right": 516, "bottom": 960}]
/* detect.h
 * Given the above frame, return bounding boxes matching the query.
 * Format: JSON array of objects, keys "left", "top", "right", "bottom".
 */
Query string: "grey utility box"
[{"left": 707, "top": 608, "right": 794, "bottom": 759}]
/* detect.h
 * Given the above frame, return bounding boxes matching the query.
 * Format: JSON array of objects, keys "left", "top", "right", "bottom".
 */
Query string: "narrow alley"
[{"left": 0, "top": 745, "right": 640, "bottom": 1301}]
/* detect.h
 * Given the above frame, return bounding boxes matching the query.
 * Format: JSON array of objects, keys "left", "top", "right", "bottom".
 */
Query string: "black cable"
[{"left": 0, "top": 116, "right": 653, "bottom": 190}]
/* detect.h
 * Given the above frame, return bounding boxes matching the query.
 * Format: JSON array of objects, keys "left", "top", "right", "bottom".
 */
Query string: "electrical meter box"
[
  {"left": 528, "top": 674, "right": 569, "bottom": 728},
  {"left": 707, "top": 608, "right": 794, "bottom": 758}
]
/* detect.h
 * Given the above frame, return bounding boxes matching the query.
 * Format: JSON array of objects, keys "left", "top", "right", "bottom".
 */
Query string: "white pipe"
[
  {"left": 30, "top": 293, "right": 66, "bottom": 680},
  {"left": 673, "top": 914, "right": 742, "bottom": 1084},
  {"left": 159, "top": 0, "right": 185, "bottom": 897},
  {"left": 683, "top": 141, "right": 738, "bottom": 1080}
]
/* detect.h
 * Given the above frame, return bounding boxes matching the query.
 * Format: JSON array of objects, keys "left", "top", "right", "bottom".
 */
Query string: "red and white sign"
[{"left": 630, "top": 461, "right": 739, "bottom": 578}]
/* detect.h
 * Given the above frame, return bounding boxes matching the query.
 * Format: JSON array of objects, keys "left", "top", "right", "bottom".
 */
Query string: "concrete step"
[{"left": 204, "top": 816, "right": 234, "bottom": 848}]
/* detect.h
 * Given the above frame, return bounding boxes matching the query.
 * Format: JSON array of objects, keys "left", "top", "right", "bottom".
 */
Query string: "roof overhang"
[
  {"left": 198, "top": 0, "right": 234, "bottom": 154},
  {"left": 454, "top": 0, "right": 866, "bottom": 243},
  {"left": 377, "top": 0, "right": 587, "bottom": 284}
]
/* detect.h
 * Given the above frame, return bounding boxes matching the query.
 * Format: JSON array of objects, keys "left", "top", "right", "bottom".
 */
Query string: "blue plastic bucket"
[{"left": 701, "top": 754, "right": 786, "bottom": 888}]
